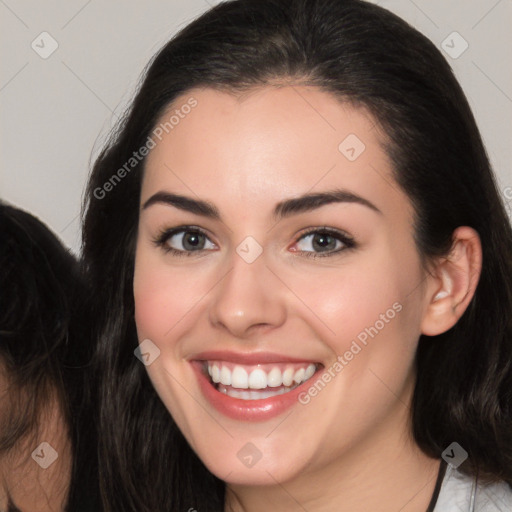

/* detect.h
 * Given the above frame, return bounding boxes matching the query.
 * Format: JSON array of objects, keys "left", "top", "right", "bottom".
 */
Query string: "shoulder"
[{"left": 434, "top": 465, "right": 512, "bottom": 511}]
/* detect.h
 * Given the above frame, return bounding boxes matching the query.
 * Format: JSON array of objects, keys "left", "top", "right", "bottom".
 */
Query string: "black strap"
[{"left": 426, "top": 459, "right": 448, "bottom": 512}]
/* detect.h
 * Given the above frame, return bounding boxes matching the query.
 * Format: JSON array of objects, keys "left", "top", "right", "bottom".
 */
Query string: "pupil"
[
  {"left": 313, "top": 233, "right": 335, "bottom": 251},
  {"left": 184, "top": 232, "right": 203, "bottom": 250}
]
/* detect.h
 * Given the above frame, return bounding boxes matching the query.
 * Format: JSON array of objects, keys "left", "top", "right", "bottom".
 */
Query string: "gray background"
[{"left": 1, "top": 0, "right": 511, "bottom": 253}]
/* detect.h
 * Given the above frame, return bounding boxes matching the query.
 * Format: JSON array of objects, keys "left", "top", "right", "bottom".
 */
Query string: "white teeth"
[
  {"left": 293, "top": 368, "right": 305, "bottom": 384},
  {"left": 220, "top": 366, "right": 231, "bottom": 386},
  {"left": 207, "top": 362, "right": 318, "bottom": 391},
  {"left": 282, "top": 368, "right": 294, "bottom": 386},
  {"left": 267, "top": 367, "right": 282, "bottom": 387},
  {"left": 304, "top": 363, "right": 316, "bottom": 380},
  {"left": 231, "top": 366, "right": 249, "bottom": 388},
  {"left": 221, "top": 386, "right": 296, "bottom": 400},
  {"left": 210, "top": 364, "right": 220, "bottom": 383},
  {"left": 248, "top": 368, "right": 267, "bottom": 389}
]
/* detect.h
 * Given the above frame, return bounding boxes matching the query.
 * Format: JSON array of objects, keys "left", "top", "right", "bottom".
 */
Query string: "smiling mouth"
[{"left": 203, "top": 361, "right": 321, "bottom": 400}]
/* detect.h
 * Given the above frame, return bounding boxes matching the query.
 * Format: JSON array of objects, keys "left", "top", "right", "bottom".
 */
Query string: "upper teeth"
[{"left": 207, "top": 362, "right": 317, "bottom": 389}]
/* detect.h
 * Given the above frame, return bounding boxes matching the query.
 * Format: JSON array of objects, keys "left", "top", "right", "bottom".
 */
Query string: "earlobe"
[{"left": 421, "top": 226, "right": 482, "bottom": 336}]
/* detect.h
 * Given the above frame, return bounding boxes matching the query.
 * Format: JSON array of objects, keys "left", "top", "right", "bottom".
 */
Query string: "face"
[
  {"left": 0, "top": 372, "right": 71, "bottom": 511},
  {"left": 134, "top": 85, "right": 431, "bottom": 486}
]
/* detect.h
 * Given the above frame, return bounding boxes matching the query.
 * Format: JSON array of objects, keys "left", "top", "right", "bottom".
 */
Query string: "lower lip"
[{"left": 191, "top": 362, "right": 318, "bottom": 422}]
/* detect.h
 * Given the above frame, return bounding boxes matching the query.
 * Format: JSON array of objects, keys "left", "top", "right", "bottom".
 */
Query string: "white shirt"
[{"left": 433, "top": 464, "right": 512, "bottom": 511}]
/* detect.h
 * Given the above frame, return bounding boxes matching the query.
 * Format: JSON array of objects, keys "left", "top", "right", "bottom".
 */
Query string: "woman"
[
  {"left": 82, "top": 0, "right": 512, "bottom": 510},
  {"left": 0, "top": 203, "right": 100, "bottom": 511}
]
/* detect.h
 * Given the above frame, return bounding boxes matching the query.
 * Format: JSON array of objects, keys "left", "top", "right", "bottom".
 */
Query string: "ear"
[{"left": 421, "top": 226, "right": 482, "bottom": 336}]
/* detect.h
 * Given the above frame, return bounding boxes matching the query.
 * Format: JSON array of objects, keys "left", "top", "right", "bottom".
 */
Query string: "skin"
[
  {"left": 0, "top": 375, "right": 71, "bottom": 512},
  {"left": 133, "top": 85, "right": 482, "bottom": 511}
]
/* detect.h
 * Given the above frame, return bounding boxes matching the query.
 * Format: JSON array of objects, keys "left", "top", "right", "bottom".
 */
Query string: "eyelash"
[{"left": 152, "top": 225, "right": 356, "bottom": 259}]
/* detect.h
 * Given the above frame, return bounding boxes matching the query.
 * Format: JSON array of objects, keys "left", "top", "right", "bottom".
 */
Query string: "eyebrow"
[{"left": 142, "top": 188, "right": 382, "bottom": 221}]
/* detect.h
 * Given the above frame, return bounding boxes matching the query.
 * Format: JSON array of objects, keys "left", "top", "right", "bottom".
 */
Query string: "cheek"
[
  {"left": 287, "top": 258, "right": 408, "bottom": 345},
  {"left": 133, "top": 249, "right": 198, "bottom": 344},
  {"left": 283, "top": 242, "right": 424, "bottom": 376}
]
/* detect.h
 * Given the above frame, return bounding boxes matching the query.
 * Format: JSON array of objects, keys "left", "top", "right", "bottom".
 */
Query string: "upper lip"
[{"left": 190, "top": 350, "right": 319, "bottom": 365}]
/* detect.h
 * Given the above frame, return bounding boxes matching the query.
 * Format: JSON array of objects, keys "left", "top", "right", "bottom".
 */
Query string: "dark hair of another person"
[
  {"left": 0, "top": 203, "right": 100, "bottom": 511},
  {"left": 81, "top": 0, "right": 512, "bottom": 510}
]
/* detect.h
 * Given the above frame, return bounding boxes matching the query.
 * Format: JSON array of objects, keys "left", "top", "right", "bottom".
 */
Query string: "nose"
[{"left": 208, "top": 248, "right": 287, "bottom": 339}]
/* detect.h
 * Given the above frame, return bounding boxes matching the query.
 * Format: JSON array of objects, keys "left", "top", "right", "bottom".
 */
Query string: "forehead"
[{"left": 141, "top": 85, "right": 411, "bottom": 222}]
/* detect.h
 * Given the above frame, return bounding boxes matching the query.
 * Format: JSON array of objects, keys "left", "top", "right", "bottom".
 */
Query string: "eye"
[
  {"left": 153, "top": 225, "right": 355, "bottom": 259},
  {"left": 153, "top": 226, "right": 216, "bottom": 257},
  {"left": 291, "top": 228, "right": 355, "bottom": 258}
]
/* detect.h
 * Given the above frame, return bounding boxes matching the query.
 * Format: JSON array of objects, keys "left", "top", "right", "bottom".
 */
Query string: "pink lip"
[
  {"left": 190, "top": 350, "right": 317, "bottom": 365},
  {"left": 190, "top": 353, "right": 321, "bottom": 422}
]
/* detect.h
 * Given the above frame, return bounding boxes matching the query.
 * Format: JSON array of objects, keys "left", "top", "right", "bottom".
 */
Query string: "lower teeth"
[{"left": 216, "top": 383, "right": 299, "bottom": 400}]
